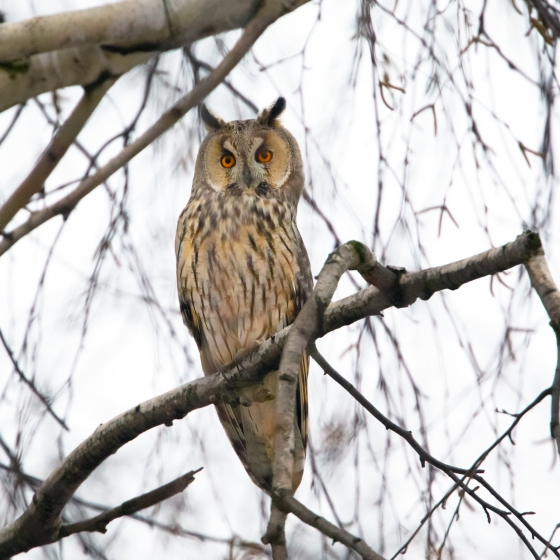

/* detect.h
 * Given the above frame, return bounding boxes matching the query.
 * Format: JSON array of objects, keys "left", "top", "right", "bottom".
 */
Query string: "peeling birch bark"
[
  {"left": 0, "top": 46, "right": 151, "bottom": 113},
  {"left": 0, "top": 0, "right": 258, "bottom": 62},
  {"left": 0, "top": 0, "right": 308, "bottom": 112}
]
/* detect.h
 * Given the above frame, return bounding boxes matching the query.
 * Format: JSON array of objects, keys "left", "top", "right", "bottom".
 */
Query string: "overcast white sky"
[{"left": 0, "top": 0, "right": 559, "bottom": 559}]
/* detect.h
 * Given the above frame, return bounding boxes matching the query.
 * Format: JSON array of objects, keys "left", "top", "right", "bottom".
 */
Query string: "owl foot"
[
  {"left": 239, "top": 385, "right": 275, "bottom": 407},
  {"left": 233, "top": 339, "right": 263, "bottom": 368}
]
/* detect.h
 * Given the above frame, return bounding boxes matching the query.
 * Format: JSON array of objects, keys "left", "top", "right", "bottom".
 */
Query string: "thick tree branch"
[
  {"left": 267, "top": 242, "right": 376, "bottom": 554},
  {"left": 0, "top": 0, "right": 301, "bottom": 257},
  {"left": 0, "top": 77, "right": 116, "bottom": 233},
  {"left": 58, "top": 469, "right": 201, "bottom": 537},
  {"left": 272, "top": 242, "right": 377, "bottom": 496},
  {"left": 0, "top": 231, "right": 544, "bottom": 557},
  {"left": 323, "top": 230, "right": 543, "bottom": 333},
  {"left": 261, "top": 505, "right": 287, "bottom": 560},
  {"left": 0, "top": 48, "right": 151, "bottom": 114},
  {"left": 0, "top": 0, "right": 255, "bottom": 63},
  {"left": 0, "top": 0, "right": 309, "bottom": 112}
]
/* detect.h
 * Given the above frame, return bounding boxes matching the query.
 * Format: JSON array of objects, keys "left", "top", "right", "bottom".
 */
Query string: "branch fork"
[{"left": 1, "top": 231, "right": 558, "bottom": 559}]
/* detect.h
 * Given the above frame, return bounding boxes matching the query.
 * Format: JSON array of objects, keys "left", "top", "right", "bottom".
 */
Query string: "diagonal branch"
[
  {"left": 277, "top": 494, "right": 386, "bottom": 560},
  {"left": 0, "top": 327, "right": 68, "bottom": 430},
  {"left": 309, "top": 345, "right": 483, "bottom": 476},
  {"left": 59, "top": 468, "right": 201, "bottom": 538},
  {"left": 0, "top": 76, "right": 116, "bottom": 233},
  {"left": 389, "top": 387, "right": 552, "bottom": 558}
]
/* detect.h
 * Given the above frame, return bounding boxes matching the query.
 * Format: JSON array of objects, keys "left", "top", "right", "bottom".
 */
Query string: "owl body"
[{"left": 176, "top": 100, "right": 312, "bottom": 492}]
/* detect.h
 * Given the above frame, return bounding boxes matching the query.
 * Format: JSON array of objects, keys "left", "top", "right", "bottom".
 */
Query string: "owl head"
[{"left": 192, "top": 98, "right": 304, "bottom": 205}]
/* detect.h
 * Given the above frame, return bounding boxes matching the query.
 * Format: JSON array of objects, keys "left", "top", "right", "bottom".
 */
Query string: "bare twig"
[
  {"left": 390, "top": 387, "right": 552, "bottom": 558},
  {"left": 0, "top": 327, "right": 68, "bottom": 430},
  {"left": 59, "top": 469, "right": 202, "bottom": 537},
  {"left": 310, "top": 347, "right": 558, "bottom": 559},
  {"left": 309, "top": 345, "right": 482, "bottom": 476},
  {"left": 0, "top": 103, "right": 25, "bottom": 148},
  {"left": 0, "top": 462, "right": 267, "bottom": 553}
]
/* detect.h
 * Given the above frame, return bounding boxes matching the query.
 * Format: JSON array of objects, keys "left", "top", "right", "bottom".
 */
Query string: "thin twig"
[
  {"left": 310, "top": 347, "right": 558, "bottom": 559},
  {"left": 390, "top": 387, "right": 552, "bottom": 558},
  {"left": 0, "top": 327, "right": 68, "bottom": 430},
  {"left": 309, "top": 345, "right": 482, "bottom": 475},
  {"left": 59, "top": 469, "right": 202, "bottom": 537}
]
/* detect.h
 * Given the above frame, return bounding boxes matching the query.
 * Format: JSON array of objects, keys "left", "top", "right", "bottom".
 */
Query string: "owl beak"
[{"left": 243, "top": 167, "right": 253, "bottom": 188}]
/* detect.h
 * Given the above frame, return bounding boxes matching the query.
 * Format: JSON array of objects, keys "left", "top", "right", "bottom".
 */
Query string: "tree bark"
[{"left": 0, "top": 0, "right": 309, "bottom": 112}]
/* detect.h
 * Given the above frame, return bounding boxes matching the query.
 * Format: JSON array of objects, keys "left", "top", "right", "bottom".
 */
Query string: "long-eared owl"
[{"left": 175, "top": 98, "right": 313, "bottom": 492}]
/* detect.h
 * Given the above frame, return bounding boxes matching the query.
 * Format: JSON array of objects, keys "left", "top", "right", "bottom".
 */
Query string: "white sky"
[{"left": 0, "top": 0, "right": 559, "bottom": 559}]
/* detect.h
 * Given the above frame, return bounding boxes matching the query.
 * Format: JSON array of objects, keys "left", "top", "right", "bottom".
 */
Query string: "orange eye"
[
  {"left": 256, "top": 149, "right": 273, "bottom": 163},
  {"left": 221, "top": 154, "right": 235, "bottom": 168}
]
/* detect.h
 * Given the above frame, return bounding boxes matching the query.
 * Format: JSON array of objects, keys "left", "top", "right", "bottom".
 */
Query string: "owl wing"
[
  {"left": 177, "top": 211, "right": 313, "bottom": 492},
  {"left": 207, "top": 250, "right": 312, "bottom": 492}
]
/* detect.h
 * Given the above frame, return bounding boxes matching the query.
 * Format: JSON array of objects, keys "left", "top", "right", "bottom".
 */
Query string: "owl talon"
[
  {"left": 239, "top": 386, "right": 275, "bottom": 406},
  {"left": 233, "top": 340, "right": 263, "bottom": 366}
]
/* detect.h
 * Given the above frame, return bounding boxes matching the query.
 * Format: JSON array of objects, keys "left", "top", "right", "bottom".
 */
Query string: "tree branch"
[
  {"left": 0, "top": 47, "right": 151, "bottom": 114},
  {"left": 324, "top": 230, "right": 543, "bottom": 334},
  {"left": 0, "top": 0, "right": 260, "bottom": 63},
  {"left": 0, "top": 327, "right": 68, "bottom": 430},
  {"left": 267, "top": 242, "right": 376, "bottom": 555},
  {"left": 0, "top": 231, "right": 544, "bottom": 557},
  {"left": 0, "top": 77, "right": 116, "bottom": 233},
  {"left": 309, "top": 345, "right": 483, "bottom": 476},
  {"left": 310, "top": 348, "right": 558, "bottom": 559},
  {"left": 58, "top": 469, "right": 201, "bottom": 538},
  {"left": 0, "top": 0, "right": 310, "bottom": 112},
  {"left": 276, "top": 494, "right": 386, "bottom": 560},
  {"left": 272, "top": 242, "right": 377, "bottom": 496},
  {"left": 261, "top": 505, "right": 287, "bottom": 560}
]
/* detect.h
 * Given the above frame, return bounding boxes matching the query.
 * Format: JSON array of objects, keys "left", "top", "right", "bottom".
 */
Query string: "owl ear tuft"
[
  {"left": 257, "top": 97, "right": 286, "bottom": 126},
  {"left": 200, "top": 104, "right": 224, "bottom": 131}
]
